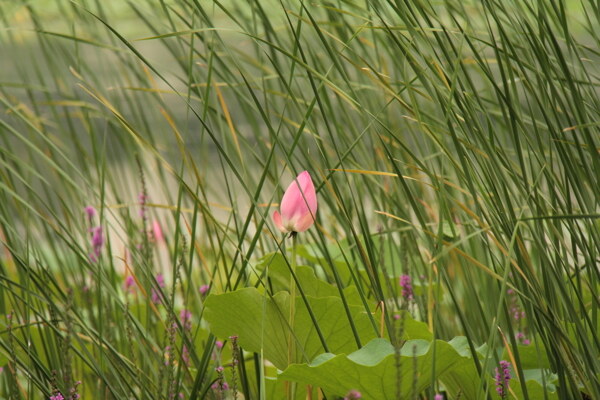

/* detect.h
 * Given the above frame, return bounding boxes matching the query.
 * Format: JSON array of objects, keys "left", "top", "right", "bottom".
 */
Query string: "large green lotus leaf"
[
  {"left": 204, "top": 288, "right": 290, "bottom": 369},
  {"left": 394, "top": 310, "right": 433, "bottom": 341},
  {"left": 296, "top": 242, "right": 350, "bottom": 273},
  {"left": 204, "top": 287, "right": 380, "bottom": 370},
  {"left": 502, "top": 342, "right": 551, "bottom": 370},
  {"left": 296, "top": 242, "right": 442, "bottom": 300},
  {"left": 280, "top": 338, "right": 466, "bottom": 399},
  {"left": 439, "top": 337, "right": 482, "bottom": 399},
  {"left": 516, "top": 380, "right": 558, "bottom": 399},
  {"left": 255, "top": 252, "right": 361, "bottom": 304}
]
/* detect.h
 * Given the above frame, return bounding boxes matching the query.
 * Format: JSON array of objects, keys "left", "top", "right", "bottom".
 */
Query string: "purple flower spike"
[
  {"left": 84, "top": 206, "right": 97, "bottom": 221},
  {"left": 124, "top": 275, "right": 136, "bottom": 293},
  {"left": 199, "top": 284, "right": 210, "bottom": 297},
  {"left": 399, "top": 275, "right": 414, "bottom": 300},
  {"left": 495, "top": 360, "right": 511, "bottom": 398},
  {"left": 91, "top": 226, "right": 104, "bottom": 256}
]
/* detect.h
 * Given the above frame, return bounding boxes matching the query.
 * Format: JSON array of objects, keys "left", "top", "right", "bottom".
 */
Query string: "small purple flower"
[
  {"left": 69, "top": 379, "right": 82, "bottom": 399},
  {"left": 199, "top": 284, "right": 210, "bottom": 297},
  {"left": 508, "top": 289, "right": 525, "bottom": 321},
  {"left": 495, "top": 360, "right": 511, "bottom": 398},
  {"left": 215, "top": 340, "right": 224, "bottom": 350},
  {"left": 515, "top": 332, "right": 531, "bottom": 345},
  {"left": 344, "top": 389, "right": 362, "bottom": 399},
  {"left": 50, "top": 394, "right": 64, "bottom": 400},
  {"left": 124, "top": 275, "right": 136, "bottom": 292},
  {"left": 92, "top": 226, "right": 103, "bottom": 248},
  {"left": 88, "top": 226, "right": 104, "bottom": 262},
  {"left": 399, "top": 275, "right": 414, "bottom": 300},
  {"left": 84, "top": 206, "right": 96, "bottom": 222},
  {"left": 211, "top": 381, "right": 229, "bottom": 391},
  {"left": 211, "top": 363, "right": 230, "bottom": 394},
  {"left": 434, "top": 394, "right": 444, "bottom": 400}
]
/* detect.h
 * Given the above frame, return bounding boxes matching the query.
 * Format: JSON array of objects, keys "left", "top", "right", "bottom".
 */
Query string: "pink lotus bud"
[
  {"left": 272, "top": 171, "right": 317, "bottom": 234},
  {"left": 152, "top": 219, "right": 164, "bottom": 243}
]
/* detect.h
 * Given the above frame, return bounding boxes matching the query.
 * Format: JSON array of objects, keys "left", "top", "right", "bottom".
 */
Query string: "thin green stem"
[{"left": 287, "top": 233, "right": 298, "bottom": 399}]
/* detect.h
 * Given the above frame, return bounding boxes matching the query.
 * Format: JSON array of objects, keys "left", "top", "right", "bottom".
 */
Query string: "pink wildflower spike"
[
  {"left": 84, "top": 206, "right": 96, "bottom": 222},
  {"left": 152, "top": 219, "right": 164, "bottom": 243},
  {"left": 495, "top": 360, "right": 511, "bottom": 398},
  {"left": 399, "top": 275, "right": 414, "bottom": 300},
  {"left": 89, "top": 226, "right": 104, "bottom": 262},
  {"left": 199, "top": 284, "right": 210, "bottom": 296},
  {"left": 272, "top": 171, "right": 317, "bottom": 234},
  {"left": 215, "top": 340, "right": 224, "bottom": 350},
  {"left": 124, "top": 275, "right": 136, "bottom": 292}
]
